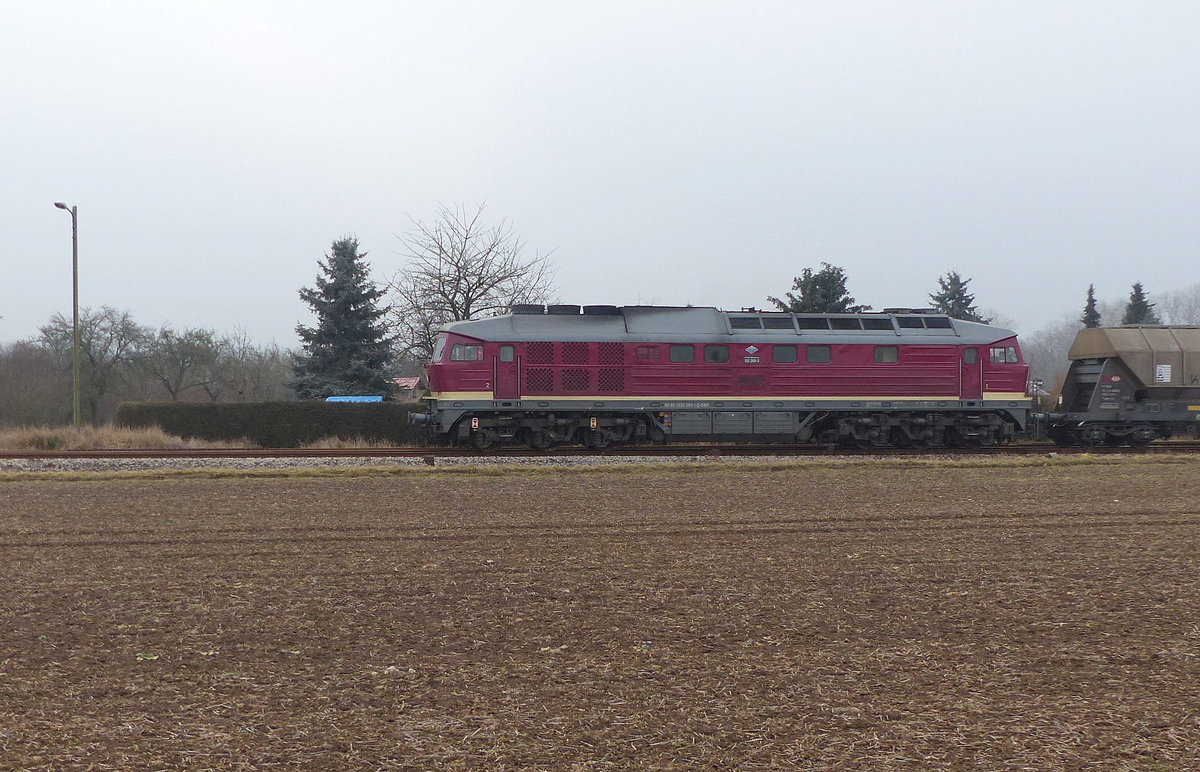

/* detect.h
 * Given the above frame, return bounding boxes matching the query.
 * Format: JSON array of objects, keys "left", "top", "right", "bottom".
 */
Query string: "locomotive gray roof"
[{"left": 440, "top": 306, "right": 1018, "bottom": 346}]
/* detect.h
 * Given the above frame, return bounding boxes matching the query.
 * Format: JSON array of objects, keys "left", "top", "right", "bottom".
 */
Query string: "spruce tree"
[
  {"left": 292, "top": 237, "right": 395, "bottom": 399},
  {"left": 1081, "top": 284, "right": 1102, "bottom": 328},
  {"left": 768, "top": 263, "right": 869, "bottom": 313},
  {"left": 1121, "top": 282, "right": 1160, "bottom": 325},
  {"left": 929, "top": 271, "right": 988, "bottom": 322}
]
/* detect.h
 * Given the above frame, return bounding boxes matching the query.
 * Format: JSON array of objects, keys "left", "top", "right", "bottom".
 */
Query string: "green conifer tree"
[
  {"left": 1121, "top": 282, "right": 1160, "bottom": 325},
  {"left": 929, "top": 271, "right": 988, "bottom": 322},
  {"left": 768, "top": 263, "right": 869, "bottom": 313},
  {"left": 292, "top": 237, "right": 395, "bottom": 399},
  {"left": 1081, "top": 284, "right": 1102, "bottom": 328}
]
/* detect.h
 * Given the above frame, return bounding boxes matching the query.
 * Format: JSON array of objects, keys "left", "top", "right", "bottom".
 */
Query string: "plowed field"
[{"left": 3, "top": 459, "right": 1199, "bottom": 770}]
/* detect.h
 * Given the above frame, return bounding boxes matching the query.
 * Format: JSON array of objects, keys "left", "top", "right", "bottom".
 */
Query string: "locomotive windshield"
[{"left": 432, "top": 334, "right": 448, "bottom": 362}]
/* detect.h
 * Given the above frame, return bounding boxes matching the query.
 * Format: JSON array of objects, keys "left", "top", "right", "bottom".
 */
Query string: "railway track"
[{"left": 4, "top": 441, "right": 1200, "bottom": 461}]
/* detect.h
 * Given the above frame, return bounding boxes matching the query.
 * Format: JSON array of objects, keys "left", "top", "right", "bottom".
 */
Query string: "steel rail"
[{"left": 3, "top": 442, "right": 1200, "bottom": 461}]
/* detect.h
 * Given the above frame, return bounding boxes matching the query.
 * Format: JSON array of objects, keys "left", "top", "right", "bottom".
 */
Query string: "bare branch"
[{"left": 386, "top": 204, "right": 556, "bottom": 360}]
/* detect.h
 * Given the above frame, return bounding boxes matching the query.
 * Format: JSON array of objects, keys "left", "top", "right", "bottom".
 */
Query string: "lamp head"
[{"left": 54, "top": 202, "right": 68, "bottom": 210}]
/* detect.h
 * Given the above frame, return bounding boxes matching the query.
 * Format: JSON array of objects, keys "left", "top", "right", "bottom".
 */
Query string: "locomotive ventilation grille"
[
  {"left": 562, "top": 342, "right": 589, "bottom": 364},
  {"left": 598, "top": 343, "right": 624, "bottom": 365},
  {"left": 561, "top": 368, "right": 590, "bottom": 391},
  {"left": 598, "top": 368, "right": 625, "bottom": 392},
  {"left": 526, "top": 368, "right": 554, "bottom": 392},
  {"left": 526, "top": 342, "right": 554, "bottom": 364}
]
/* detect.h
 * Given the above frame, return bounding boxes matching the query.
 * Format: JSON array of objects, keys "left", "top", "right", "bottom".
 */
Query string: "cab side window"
[
  {"left": 990, "top": 346, "right": 1018, "bottom": 364},
  {"left": 450, "top": 344, "right": 484, "bottom": 361}
]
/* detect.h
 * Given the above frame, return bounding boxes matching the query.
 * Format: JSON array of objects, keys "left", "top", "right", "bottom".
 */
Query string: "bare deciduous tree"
[
  {"left": 39, "top": 306, "right": 149, "bottom": 422},
  {"left": 0, "top": 342, "right": 71, "bottom": 426},
  {"left": 213, "top": 329, "right": 294, "bottom": 402},
  {"left": 387, "top": 204, "right": 555, "bottom": 360},
  {"left": 1157, "top": 282, "right": 1200, "bottom": 325},
  {"left": 136, "top": 326, "right": 222, "bottom": 400}
]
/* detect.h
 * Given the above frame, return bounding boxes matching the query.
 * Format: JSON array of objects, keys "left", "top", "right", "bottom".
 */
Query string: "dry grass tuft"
[
  {"left": 297, "top": 435, "right": 400, "bottom": 450},
  {"left": 0, "top": 425, "right": 248, "bottom": 451}
]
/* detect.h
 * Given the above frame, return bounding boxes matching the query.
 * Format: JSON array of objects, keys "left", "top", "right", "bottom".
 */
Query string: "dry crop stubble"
[{"left": 1, "top": 458, "right": 1199, "bottom": 770}]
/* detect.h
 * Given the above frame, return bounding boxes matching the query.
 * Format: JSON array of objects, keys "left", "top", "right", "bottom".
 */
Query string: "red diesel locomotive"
[{"left": 419, "top": 305, "right": 1031, "bottom": 449}]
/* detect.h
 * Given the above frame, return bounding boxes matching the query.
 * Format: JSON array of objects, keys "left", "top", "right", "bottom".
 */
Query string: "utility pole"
[{"left": 54, "top": 202, "right": 82, "bottom": 426}]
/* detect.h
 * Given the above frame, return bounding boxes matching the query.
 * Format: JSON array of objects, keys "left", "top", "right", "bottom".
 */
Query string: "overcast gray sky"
[{"left": 4, "top": 1, "right": 1197, "bottom": 347}]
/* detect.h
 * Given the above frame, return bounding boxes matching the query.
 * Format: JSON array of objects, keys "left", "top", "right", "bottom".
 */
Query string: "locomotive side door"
[
  {"left": 960, "top": 347, "right": 983, "bottom": 400},
  {"left": 493, "top": 345, "right": 520, "bottom": 399}
]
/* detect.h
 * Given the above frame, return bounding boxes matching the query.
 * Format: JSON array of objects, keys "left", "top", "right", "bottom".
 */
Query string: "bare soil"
[{"left": 2, "top": 460, "right": 1199, "bottom": 770}]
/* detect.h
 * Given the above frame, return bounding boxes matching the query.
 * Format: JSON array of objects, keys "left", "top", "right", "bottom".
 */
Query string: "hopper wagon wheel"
[
  {"left": 1074, "top": 424, "right": 1107, "bottom": 448},
  {"left": 1128, "top": 424, "right": 1158, "bottom": 448}
]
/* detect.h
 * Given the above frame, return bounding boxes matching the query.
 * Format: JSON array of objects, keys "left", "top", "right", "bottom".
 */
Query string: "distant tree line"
[{"left": 0, "top": 309, "right": 292, "bottom": 426}]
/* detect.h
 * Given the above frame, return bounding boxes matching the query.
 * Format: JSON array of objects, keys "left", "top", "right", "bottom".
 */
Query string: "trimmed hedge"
[{"left": 115, "top": 401, "right": 427, "bottom": 448}]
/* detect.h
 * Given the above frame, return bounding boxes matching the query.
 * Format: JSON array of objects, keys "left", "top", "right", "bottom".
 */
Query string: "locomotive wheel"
[
  {"left": 526, "top": 429, "right": 554, "bottom": 451},
  {"left": 470, "top": 429, "right": 498, "bottom": 452},
  {"left": 583, "top": 429, "right": 612, "bottom": 450}
]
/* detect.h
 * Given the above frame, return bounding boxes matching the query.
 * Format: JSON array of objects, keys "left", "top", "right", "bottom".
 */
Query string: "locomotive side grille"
[
  {"left": 526, "top": 368, "right": 554, "bottom": 392},
  {"left": 526, "top": 342, "right": 554, "bottom": 364},
  {"left": 562, "top": 342, "right": 590, "bottom": 364},
  {"left": 561, "top": 368, "right": 590, "bottom": 391},
  {"left": 598, "top": 368, "right": 625, "bottom": 391},
  {"left": 598, "top": 342, "right": 624, "bottom": 365}
]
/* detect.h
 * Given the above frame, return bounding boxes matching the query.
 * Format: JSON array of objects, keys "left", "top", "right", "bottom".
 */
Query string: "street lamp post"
[{"left": 53, "top": 202, "right": 82, "bottom": 427}]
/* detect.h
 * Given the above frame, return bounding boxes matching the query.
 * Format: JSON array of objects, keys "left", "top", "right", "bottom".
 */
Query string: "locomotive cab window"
[
  {"left": 990, "top": 346, "right": 1019, "bottom": 364},
  {"left": 450, "top": 344, "right": 484, "bottom": 361},
  {"left": 432, "top": 335, "right": 448, "bottom": 362},
  {"left": 705, "top": 345, "right": 730, "bottom": 363},
  {"left": 806, "top": 345, "right": 831, "bottom": 363},
  {"left": 772, "top": 345, "right": 797, "bottom": 363},
  {"left": 874, "top": 346, "right": 898, "bottom": 364},
  {"left": 669, "top": 345, "right": 695, "bottom": 363}
]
